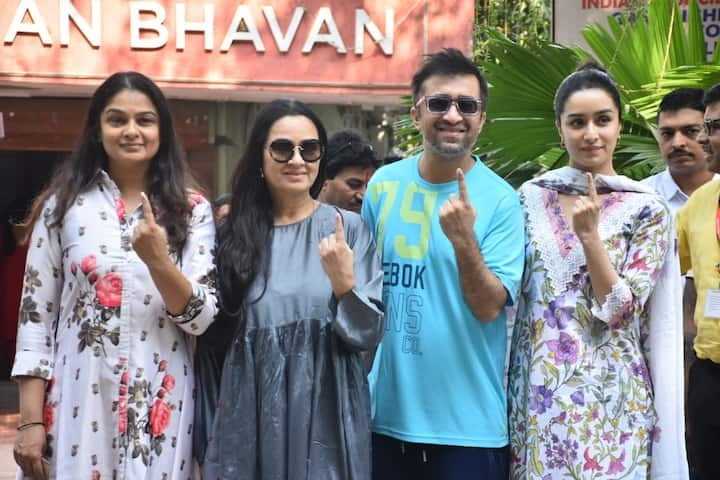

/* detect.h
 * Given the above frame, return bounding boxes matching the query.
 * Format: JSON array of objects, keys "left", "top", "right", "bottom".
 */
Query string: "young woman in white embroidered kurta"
[{"left": 508, "top": 66, "right": 687, "bottom": 479}]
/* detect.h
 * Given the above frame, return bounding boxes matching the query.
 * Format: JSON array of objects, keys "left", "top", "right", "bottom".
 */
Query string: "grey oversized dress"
[{"left": 202, "top": 204, "right": 385, "bottom": 480}]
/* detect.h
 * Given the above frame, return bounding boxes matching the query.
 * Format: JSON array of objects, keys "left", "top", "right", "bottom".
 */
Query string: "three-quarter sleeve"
[
  {"left": 12, "top": 201, "right": 62, "bottom": 380},
  {"left": 590, "top": 199, "right": 672, "bottom": 326},
  {"left": 329, "top": 213, "right": 385, "bottom": 352},
  {"left": 169, "top": 197, "right": 218, "bottom": 335}
]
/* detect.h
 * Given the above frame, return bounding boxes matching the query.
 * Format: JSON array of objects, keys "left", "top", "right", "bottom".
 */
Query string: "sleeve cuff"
[
  {"left": 329, "top": 287, "right": 384, "bottom": 351},
  {"left": 165, "top": 285, "right": 214, "bottom": 334},
  {"left": 590, "top": 280, "right": 633, "bottom": 325},
  {"left": 11, "top": 351, "right": 54, "bottom": 380}
]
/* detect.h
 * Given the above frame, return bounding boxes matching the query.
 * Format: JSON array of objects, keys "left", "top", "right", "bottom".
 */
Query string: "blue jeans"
[{"left": 372, "top": 433, "right": 509, "bottom": 480}]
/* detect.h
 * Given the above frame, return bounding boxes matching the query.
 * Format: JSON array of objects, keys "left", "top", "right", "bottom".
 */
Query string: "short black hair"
[
  {"left": 324, "top": 129, "right": 381, "bottom": 179},
  {"left": 554, "top": 62, "right": 622, "bottom": 123},
  {"left": 214, "top": 193, "right": 232, "bottom": 208},
  {"left": 705, "top": 83, "right": 720, "bottom": 107},
  {"left": 411, "top": 48, "right": 488, "bottom": 112},
  {"left": 657, "top": 88, "right": 705, "bottom": 122}
]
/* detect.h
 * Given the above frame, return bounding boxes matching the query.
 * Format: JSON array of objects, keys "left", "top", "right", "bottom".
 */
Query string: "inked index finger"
[
  {"left": 586, "top": 173, "right": 598, "bottom": 201},
  {"left": 334, "top": 212, "right": 345, "bottom": 244},
  {"left": 140, "top": 192, "right": 157, "bottom": 225},
  {"left": 457, "top": 168, "right": 469, "bottom": 202}
]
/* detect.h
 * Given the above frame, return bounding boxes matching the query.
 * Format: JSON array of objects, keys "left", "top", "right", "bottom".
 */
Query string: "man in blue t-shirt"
[{"left": 362, "top": 48, "right": 524, "bottom": 479}]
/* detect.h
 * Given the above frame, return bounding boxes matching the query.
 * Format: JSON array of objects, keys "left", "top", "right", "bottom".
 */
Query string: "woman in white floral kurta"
[
  {"left": 508, "top": 66, "right": 687, "bottom": 479},
  {"left": 12, "top": 72, "right": 217, "bottom": 480}
]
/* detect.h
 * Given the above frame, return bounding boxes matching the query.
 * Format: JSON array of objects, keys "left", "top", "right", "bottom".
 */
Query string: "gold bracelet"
[{"left": 17, "top": 421, "right": 45, "bottom": 431}]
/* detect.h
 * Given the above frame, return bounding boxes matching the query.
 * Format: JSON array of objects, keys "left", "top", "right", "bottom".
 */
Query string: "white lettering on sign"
[
  {"left": 220, "top": 5, "right": 265, "bottom": 52},
  {"left": 2, "top": 2, "right": 395, "bottom": 56},
  {"left": 263, "top": 6, "right": 304, "bottom": 53},
  {"left": 60, "top": 0, "right": 101, "bottom": 47},
  {"left": 4, "top": 0, "right": 52, "bottom": 46},
  {"left": 130, "top": 1, "right": 169, "bottom": 49},
  {"left": 355, "top": 8, "right": 393, "bottom": 55},
  {"left": 302, "top": 7, "right": 347, "bottom": 53},
  {"left": 176, "top": 3, "right": 214, "bottom": 51}
]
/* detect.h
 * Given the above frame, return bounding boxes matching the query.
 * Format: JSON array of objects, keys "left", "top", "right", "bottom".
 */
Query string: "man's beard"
[
  {"left": 425, "top": 135, "right": 474, "bottom": 160},
  {"left": 425, "top": 120, "right": 476, "bottom": 160}
]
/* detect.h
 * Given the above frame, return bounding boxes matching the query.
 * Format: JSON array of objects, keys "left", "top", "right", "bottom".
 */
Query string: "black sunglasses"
[
  {"left": 415, "top": 95, "right": 482, "bottom": 116},
  {"left": 704, "top": 118, "right": 720, "bottom": 136},
  {"left": 268, "top": 139, "right": 324, "bottom": 163}
]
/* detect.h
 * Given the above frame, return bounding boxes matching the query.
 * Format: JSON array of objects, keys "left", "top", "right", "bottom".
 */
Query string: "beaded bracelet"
[{"left": 17, "top": 421, "right": 45, "bottom": 431}]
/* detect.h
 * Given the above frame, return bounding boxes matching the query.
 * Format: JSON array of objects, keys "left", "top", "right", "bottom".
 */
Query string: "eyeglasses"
[
  {"left": 267, "top": 139, "right": 324, "bottom": 163},
  {"left": 415, "top": 95, "right": 483, "bottom": 116},
  {"left": 704, "top": 118, "right": 720, "bottom": 136}
]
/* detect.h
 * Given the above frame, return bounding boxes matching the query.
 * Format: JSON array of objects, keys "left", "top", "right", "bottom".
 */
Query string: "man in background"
[{"left": 318, "top": 129, "right": 381, "bottom": 213}]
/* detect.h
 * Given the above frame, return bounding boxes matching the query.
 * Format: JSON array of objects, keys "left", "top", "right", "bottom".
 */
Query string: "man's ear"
[
  {"left": 410, "top": 106, "right": 421, "bottom": 127},
  {"left": 478, "top": 111, "right": 487, "bottom": 132}
]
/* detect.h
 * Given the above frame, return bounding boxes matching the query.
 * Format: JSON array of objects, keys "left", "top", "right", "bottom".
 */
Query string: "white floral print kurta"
[
  {"left": 508, "top": 168, "right": 686, "bottom": 479},
  {"left": 12, "top": 170, "right": 218, "bottom": 480}
]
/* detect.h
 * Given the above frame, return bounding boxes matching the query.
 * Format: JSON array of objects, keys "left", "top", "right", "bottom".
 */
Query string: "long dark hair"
[
  {"left": 27, "top": 71, "right": 195, "bottom": 257},
  {"left": 216, "top": 99, "right": 327, "bottom": 321}
]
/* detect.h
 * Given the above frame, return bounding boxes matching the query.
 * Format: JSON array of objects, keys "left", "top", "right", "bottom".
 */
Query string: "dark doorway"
[{"left": 0, "top": 150, "right": 65, "bottom": 379}]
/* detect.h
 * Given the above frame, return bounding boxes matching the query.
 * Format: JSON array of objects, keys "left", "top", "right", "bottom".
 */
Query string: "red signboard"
[{"left": 0, "top": 0, "right": 474, "bottom": 104}]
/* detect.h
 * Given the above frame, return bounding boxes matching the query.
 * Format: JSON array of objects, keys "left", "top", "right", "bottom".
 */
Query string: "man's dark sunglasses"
[
  {"left": 415, "top": 95, "right": 482, "bottom": 116},
  {"left": 268, "top": 139, "right": 324, "bottom": 163}
]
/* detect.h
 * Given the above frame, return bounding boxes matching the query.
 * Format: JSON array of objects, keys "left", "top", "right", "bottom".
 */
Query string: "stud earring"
[{"left": 560, "top": 138, "right": 565, "bottom": 149}]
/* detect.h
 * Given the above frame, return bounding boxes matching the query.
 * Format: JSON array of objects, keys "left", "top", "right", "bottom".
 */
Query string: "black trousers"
[
  {"left": 372, "top": 433, "right": 509, "bottom": 480},
  {"left": 687, "top": 358, "right": 720, "bottom": 480}
]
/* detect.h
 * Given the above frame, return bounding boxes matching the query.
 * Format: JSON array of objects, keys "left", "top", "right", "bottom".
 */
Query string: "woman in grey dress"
[{"left": 197, "top": 99, "right": 385, "bottom": 479}]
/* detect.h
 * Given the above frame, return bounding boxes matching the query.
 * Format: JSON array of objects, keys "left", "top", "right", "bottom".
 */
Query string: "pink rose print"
[
  {"left": 43, "top": 402, "right": 54, "bottom": 433},
  {"left": 162, "top": 374, "right": 176, "bottom": 392},
  {"left": 118, "top": 368, "right": 128, "bottom": 433},
  {"left": 188, "top": 191, "right": 204, "bottom": 208},
  {"left": 70, "top": 262, "right": 77, "bottom": 275},
  {"left": 149, "top": 399, "right": 172, "bottom": 436},
  {"left": 118, "top": 396, "right": 128, "bottom": 433},
  {"left": 92, "top": 470, "right": 101, "bottom": 480},
  {"left": 88, "top": 272, "right": 98, "bottom": 284},
  {"left": 115, "top": 197, "right": 126, "bottom": 223},
  {"left": 81, "top": 255, "right": 97, "bottom": 274},
  {"left": 158, "top": 360, "right": 168, "bottom": 372},
  {"left": 95, "top": 272, "right": 123, "bottom": 308}
]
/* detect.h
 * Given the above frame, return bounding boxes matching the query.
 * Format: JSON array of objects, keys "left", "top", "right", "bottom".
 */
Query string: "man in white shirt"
[
  {"left": 643, "top": 88, "right": 715, "bottom": 216},
  {"left": 643, "top": 87, "right": 714, "bottom": 480}
]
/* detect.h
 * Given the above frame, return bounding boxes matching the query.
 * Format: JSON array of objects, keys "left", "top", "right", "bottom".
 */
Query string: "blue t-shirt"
[{"left": 362, "top": 153, "right": 524, "bottom": 447}]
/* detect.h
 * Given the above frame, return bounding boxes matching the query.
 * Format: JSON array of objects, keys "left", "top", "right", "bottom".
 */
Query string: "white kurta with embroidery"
[{"left": 12, "top": 171, "right": 218, "bottom": 480}]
